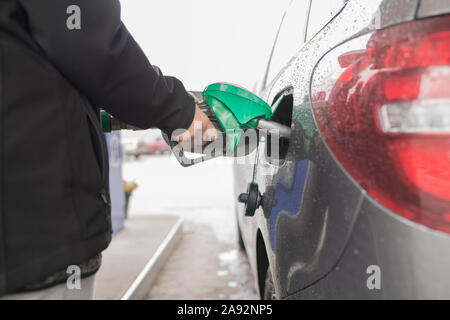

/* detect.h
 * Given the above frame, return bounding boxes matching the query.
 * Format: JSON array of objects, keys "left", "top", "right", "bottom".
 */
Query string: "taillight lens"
[{"left": 311, "top": 16, "right": 450, "bottom": 233}]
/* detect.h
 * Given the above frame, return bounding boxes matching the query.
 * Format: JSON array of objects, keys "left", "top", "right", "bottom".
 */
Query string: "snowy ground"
[{"left": 122, "top": 153, "right": 258, "bottom": 300}]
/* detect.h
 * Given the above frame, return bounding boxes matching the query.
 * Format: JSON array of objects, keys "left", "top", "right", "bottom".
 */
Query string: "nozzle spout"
[{"left": 256, "top": 119, "right": 291, "bottom": 139}]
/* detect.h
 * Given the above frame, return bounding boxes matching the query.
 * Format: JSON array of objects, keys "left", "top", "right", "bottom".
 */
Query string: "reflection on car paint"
[{"left": 269, "top": 160, "right": 309, "bottom": 250}]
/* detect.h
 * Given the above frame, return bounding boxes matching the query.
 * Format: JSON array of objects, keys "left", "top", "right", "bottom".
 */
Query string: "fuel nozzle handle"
[
  {"left": 197, "top": 100, "right": 223, "bottom": 133},
  {"left": 99, "top": 84, "right": 292, "bottom": 168}
]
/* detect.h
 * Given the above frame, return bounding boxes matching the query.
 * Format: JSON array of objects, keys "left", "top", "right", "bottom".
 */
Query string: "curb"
[{"left": 120, "top": 217, "right": 183, "bottom": 300}]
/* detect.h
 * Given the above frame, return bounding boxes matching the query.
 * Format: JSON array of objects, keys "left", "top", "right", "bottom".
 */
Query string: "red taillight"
[{"left": 312, "top": 16, "right": 450, "bottom": 233}]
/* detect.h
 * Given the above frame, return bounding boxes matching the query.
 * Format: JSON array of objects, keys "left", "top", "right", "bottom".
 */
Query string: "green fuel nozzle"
[
  {"left": 101, "top": 83, "right": 291, "bottom": 167},
  {"left": 201, "top": 83, "right": 291, "bottom": 150}
]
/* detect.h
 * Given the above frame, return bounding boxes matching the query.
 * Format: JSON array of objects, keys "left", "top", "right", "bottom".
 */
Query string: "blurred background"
[
  {"left": 109, "top": 0, "right": 290, "bottom": 299},
  {"left": 121, "top": 0, "right": 290, "bottom": 91}
]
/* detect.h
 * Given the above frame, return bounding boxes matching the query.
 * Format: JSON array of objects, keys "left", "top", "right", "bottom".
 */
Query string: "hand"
[{"left": 175, "top": 104, "right": 218, "bottom": 150}]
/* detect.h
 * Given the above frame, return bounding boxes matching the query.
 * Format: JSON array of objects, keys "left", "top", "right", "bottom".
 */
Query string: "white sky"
[{"left": 120, "top": 0, "right": 291, "bottom": 91}]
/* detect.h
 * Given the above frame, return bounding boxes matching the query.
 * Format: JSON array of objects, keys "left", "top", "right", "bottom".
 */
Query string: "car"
[
  {"left": 145, "top": 135, "right": 172, "bottom": 155},
  {"left": 233, "top": 0, "right": 450, "bottom": 299}
]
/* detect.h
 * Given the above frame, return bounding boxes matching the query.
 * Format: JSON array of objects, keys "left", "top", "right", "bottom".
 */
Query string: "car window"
[
  {"left": 306, "top": 0, "right": 347, "bottom": 42},
  {"left": 264, "top": 0, "right": 310, "bottom": 88}
]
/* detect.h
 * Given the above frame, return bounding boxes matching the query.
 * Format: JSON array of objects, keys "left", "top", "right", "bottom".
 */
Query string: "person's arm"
[{"left": 19, "top": 0, "right": 195, "bottom": 134}]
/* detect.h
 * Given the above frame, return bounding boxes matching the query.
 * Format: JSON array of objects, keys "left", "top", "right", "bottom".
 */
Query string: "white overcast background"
[{"left": 120, "top": 0, "right": 291, "bottom": 92}]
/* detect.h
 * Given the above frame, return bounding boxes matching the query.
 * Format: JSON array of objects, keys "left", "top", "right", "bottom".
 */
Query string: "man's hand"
[{"left": 175, "top": 104, "right": 218, "bottom": 150}]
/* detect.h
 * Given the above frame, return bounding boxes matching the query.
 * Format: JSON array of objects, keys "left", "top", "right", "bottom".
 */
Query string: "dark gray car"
[{"left": 234, "top": 0, "right": 450, "bottom": 299}]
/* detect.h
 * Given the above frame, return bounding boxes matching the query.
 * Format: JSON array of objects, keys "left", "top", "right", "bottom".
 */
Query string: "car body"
[{"left": 234, "top": 0, "right": 450, "bottom": 299}]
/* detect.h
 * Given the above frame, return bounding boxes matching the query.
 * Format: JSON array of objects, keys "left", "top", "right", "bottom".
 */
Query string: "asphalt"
[
  {"left": 122, "top": 154, "right": 258, "bottom": 300},
  {"left": 147, "top": 220, "right": 258, "bottom": 300}
]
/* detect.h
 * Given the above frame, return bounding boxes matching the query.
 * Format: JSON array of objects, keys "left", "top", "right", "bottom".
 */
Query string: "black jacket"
[{"left": 0, "top": 0, "right": 195, "bottom": 294}]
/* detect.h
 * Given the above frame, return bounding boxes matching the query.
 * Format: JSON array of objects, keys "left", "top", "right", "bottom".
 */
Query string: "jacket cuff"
[
  {"left": 176, "top": 91, "right": 196, "bottom": 132},
  {"left": 159, "top": 80, "right": 196, "bottom": 137}
]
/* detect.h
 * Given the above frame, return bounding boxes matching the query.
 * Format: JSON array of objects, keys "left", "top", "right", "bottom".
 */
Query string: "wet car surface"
[{"left": 233, "top": 0, "right": 450, "bottom": 299}]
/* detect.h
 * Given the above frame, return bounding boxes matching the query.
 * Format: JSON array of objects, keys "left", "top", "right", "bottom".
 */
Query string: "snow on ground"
[{"left": 123, "top": 154, "right": 236, "bottom": 244}]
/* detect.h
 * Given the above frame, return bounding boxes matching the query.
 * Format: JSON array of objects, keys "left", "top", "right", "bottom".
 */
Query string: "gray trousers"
[{"left": 0, "top": 275, "right": 96, "bottom": 300}]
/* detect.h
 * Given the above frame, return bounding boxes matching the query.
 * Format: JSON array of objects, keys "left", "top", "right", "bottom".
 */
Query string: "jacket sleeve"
[{"left": 18, "top": 0, "right": 195, "bottom": 134}]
